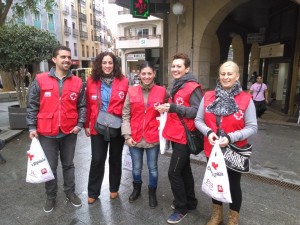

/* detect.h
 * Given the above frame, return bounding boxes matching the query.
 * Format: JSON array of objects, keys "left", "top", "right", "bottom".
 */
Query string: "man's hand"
[
  {"left": 70, "top": 126, "right": 81, "bottom": 134},
  {"left": 29, "top": 130, "right": 38, "bottom": 139}
]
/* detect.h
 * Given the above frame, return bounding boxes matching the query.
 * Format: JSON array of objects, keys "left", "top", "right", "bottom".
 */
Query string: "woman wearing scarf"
[
  {"left": 122, "top": 61, "right": 168, "bottom": 208},
  {"left": 156, "top": 53, "right": 203, "bottom": 224},
  {"left": 84, "top": 52, "right": 128, "bottom": 204},
  {"left": 195, "top": 61, "right": 257, "bottom": 225}
]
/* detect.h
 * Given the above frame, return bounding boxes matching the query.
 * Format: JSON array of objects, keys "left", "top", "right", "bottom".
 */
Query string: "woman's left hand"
[
  {"left": 219, "top": 136, "right": 229, "bottom": 147},
  {"left": 155, "top": 103, "right": 170, "bottom": 113}
]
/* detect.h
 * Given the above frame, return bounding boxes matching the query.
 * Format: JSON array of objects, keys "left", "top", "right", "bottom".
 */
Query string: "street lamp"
[{"left": 172, "top": 2, "right": 185, "bottom": 24}]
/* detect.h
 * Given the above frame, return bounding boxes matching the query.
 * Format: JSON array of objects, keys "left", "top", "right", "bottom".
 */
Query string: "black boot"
[
  {"left": 129, "top": 182, "right": 142, "bottom": 202},
  {"left": 148, "top": 186, "right": 157, "bottom": 209}
]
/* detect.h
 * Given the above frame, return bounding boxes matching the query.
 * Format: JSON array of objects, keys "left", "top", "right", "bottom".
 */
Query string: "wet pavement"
[{"left": 0, "top": 101, "right": 300, "bottom": 225}]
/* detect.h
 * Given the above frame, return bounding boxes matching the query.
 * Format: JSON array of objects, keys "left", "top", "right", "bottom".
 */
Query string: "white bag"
[
  {"left": 26, "top": 137, "right": 55, "bottom": 183},
  {"left": 159, "top": 112, "right": 169, "bottom": 154},
  {"left": 122, "top": 144, "right": 132, "bottom": 171},
  {"left": 202, "top": 140, "right": 232, "bottom": 203}
]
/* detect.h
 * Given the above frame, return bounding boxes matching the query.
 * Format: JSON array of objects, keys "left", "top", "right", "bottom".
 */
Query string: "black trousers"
[
  {"left": 254, "top": 100, "right": 267, "bottom": 118},
  {"left": 88, "top": 132, "right": 124, "bottom": 199},
  {"left": 212, "top": 168, "right": 242, "bottom": 212},
  {"left": 168, "top": 142, "right": 198, "bottom": 214}
]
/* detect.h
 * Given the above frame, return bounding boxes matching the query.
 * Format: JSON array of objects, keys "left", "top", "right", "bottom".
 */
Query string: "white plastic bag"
[
  {"left": 122, "top": 144, "right": 132, "bottom": 171},
  {"left": 202, "top": 140, "right": 232, "bottom": 203},
  {"left": 159, "top": 112, "right": 169, "bottom": 154},
  {"left": 26, "top": 137, "right": 55, "bottom": 183}
]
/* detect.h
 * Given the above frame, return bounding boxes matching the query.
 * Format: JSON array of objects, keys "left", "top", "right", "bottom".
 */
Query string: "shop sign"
[
  {"left": 259, "top": 43, "right": 284, "bottom": 58},
  {"left": 127, "top": 53, "right": 145, "bottom": 61}
]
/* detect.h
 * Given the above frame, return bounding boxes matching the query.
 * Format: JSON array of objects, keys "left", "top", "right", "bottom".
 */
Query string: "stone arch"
[{"left": 231, "top": 34, "right": 245, "bottom": 84}]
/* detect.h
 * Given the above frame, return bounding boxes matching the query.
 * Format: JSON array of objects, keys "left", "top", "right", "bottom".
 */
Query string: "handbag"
[
  {"left": 94, "top": 84, "right": 122, "bottom": 141},
  {"left": 177, "top": 113, "right": 204, "bottom": 155},
  {"left": 122, "top": 144, "right": 132, "bottom": 171},
  {"left": 221, "top": 143, "right": 252, "bottom": 173},
  {"left": 95, "top": 110, "right": 121, "bottom": 141},
  {"left": 26, "top": 137, "right": 55, "bottom": 183},
  {"left": 202, "top": 140, "right": 232, "bottom": 203},
  {"left": 216, "top": 116, "right": 252, "bottom": 173}
]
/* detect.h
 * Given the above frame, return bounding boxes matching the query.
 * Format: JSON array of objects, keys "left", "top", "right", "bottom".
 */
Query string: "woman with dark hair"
[
  {"left": 156, "top": 53, "right": 203, "bottom": 224},
  {"left": 122, "top": 61, "right": 168, "bottom": 208},
  {"left": 84, "top": 52, "right": 128, "bottom": 204}
]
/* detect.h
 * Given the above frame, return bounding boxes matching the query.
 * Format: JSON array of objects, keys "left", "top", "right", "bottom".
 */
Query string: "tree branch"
[{"left": 0, "top": 0, "right": 13, "bottom": 26}]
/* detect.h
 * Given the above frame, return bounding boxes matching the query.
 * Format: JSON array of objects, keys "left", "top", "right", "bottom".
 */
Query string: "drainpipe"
[{"left": 190, "top": 0, "right": 195, "bottom": 72}]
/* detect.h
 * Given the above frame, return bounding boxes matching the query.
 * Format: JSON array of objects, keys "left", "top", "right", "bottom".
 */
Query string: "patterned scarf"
[
  {"left": 171, "top": 72, "right": 198, "bottom": 98},
  {"left": 207, "top": 81, "right": 242, "bottom": 116},
  {"left": 141, "top": 80, "right": 154, "bottom": 91},
  {"left": 100, "top": 73, "right": 114, "bottom": 86}
]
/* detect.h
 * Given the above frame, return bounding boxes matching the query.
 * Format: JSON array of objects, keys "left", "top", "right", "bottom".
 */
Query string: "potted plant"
[{"left": 0, "top": 24, "right": 58, "bottom": 129}]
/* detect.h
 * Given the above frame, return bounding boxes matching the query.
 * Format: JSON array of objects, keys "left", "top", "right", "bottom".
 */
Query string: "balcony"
[
  {"left": 94, "top": 36, "right": 101, "bottom": 42},
  {"left": 72, "top": 29, "right": 79, "bottom": 38},
  {"left": 62, "top": 5, "right": 70, "bottom": 15},
  {"left": 80, "top": 31, "right": 88, "bottom": 39},
  {"left": 93, "top": 5, "right": 101, "bottom": 14},
  {"left": 79, "top": 13, "right": 87, "bottom": 22},
  {"left": 116, "top": 35, "right": 163, "bottom": 49},
  {"left": 64, "top": 26, "right": 71, "bottom": 36},
  {"left": 93, "top": 20, "right": 101, "bottom": 29},
  {"left": 71, "top": 9, "right": 77, "bottom": 18}
]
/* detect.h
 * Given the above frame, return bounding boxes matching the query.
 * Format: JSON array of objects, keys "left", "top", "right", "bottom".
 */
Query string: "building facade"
[{"left": 112, "top": 0, "right": 300, "bottom": 116}]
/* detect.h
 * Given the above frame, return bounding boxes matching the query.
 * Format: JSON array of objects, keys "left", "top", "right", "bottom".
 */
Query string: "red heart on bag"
[{"left": 212, "top": 162, "right": 218, "bottom": 170}]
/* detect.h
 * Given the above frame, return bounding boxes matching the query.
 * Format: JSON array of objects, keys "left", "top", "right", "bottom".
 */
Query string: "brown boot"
[
  {"left": 227, "top": 209, "right": 239, "bottom": 225},
  {"left": 206, "top": 204, "right": 223, "bottom": 225}
]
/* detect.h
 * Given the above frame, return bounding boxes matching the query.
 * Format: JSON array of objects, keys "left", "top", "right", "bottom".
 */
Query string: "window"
[
  {"left": 74, "top": 43, "right": 77, "bottom": 57},
  {"left": 153, "top": 27, "right": 156, "bottom": 35},
  {"left": 86, "top": 45, "right": 89, "bottom": 58},
  {"left": 96, "top": 48, "right": 98, "bottom": 56},
  {"left": 90, "top": 13, "right": 92, "bottom": 25},
  {"left": 66, "top": 41, "right": 69, "bottom": 47},
  {"left": 92, "top": 47, "right": 95, "bottom": 57},
  {"left": 82, "top": 44, "right": 85, "bottom": 57},
  {"left": 72, "top": 22, "right": 76, "bottom": 29},
  {"left": 48, "top": 14, "right": 54, "bottom": 24},
  {"left": 91, "top": 30, "right": 93, "bottom": 41},
  {"left": 34, "top": 11, "right": 40, "bottom": 21},
  {"left": 136, "top": 28, "right": 149, "bottom": 37},
  {"left": 64, "top": 19, "right": 68, "bottom": 26}
]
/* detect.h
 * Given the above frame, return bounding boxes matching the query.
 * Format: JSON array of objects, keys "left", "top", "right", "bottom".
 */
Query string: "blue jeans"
[{"left": 129, "top": 145, "right": 159, "bottom": 188}]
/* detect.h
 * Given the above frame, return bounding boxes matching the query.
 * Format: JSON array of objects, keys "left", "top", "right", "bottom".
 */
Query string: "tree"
[
  {"left": 0, "top": 0, "right": 56, "bottom": 26},
  {"left": 0, "top": 24, "right": 59, "bottom": 107}
]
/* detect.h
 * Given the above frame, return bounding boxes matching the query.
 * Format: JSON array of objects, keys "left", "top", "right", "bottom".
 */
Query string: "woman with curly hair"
[{"left": 84, "top": 52, "right": 128, "bottom": 204}]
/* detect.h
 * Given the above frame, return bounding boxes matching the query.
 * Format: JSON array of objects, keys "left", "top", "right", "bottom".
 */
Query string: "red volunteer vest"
[
  {"left": 203, "top": 91, "right": 252, "bottom": 157},
  {"left": 85, "top": 76, "right": 128, "bottom": 135},
  {"left": 129, "top": 85, "right": 166, "bottom": 143},
  {"left": 36, "top": 72, "right": 82, "bottom": 136},
  {"left": 163, "top": 82, "right": 202, "bottom": 144}
]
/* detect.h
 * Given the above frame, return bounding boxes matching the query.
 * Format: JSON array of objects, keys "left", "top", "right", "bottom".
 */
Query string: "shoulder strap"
[{"left": 254, "top": 83, "right": 262, "bottom": 100}]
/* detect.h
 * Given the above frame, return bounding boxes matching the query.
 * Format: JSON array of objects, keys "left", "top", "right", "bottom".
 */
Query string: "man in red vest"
[{"left": 27, "top": 46, "right": 86, "bottom": 213}]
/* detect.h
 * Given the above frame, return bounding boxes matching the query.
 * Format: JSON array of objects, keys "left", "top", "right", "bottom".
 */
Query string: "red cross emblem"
[
  {"left": 176, "top": 97, "right": 184, "bottom": 105},
  {"left": 70, "top": 92, "right": 77, "bottom": 100},
  {"left": 234, "top": 110, "right": 244, "bottom": 120},
  {"left": 27, "top": 153, "right": 34, "bottom": 161},
  {"left": 119, "top": 91, "right": 125, "bottom": 99}
]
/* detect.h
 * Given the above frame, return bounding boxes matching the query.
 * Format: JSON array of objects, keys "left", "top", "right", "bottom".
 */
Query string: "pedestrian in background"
[
  {"left": 122, "top": 61, "right": 168, "bottom": 208},
  {"left": 195, "top": 61, "right": 257, "bottom": 225},
  {"left": 27, "top": 46, "right": 86, "bottom": 213},
  {"left": 156, "top": 53, "right": 203, "bottom": 224},
  {"left": 249, "top": 74, "right": 268, "bottom": 118},
  {"left": 84, "top": 52, "right": 128, "bottom": 204}
]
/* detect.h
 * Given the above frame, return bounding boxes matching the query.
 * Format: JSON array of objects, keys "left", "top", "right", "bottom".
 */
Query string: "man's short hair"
[{"left": 52, "top": 46, "right": 71, "bottom": 58}]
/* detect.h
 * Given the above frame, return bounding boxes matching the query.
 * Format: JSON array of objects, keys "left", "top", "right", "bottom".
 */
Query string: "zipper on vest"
[
  {"left": 58, "top": 97, "right": 62, "bottom": 127},
  {"left": 142, "top": 108, "right": 146, "bottom": 137}
]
